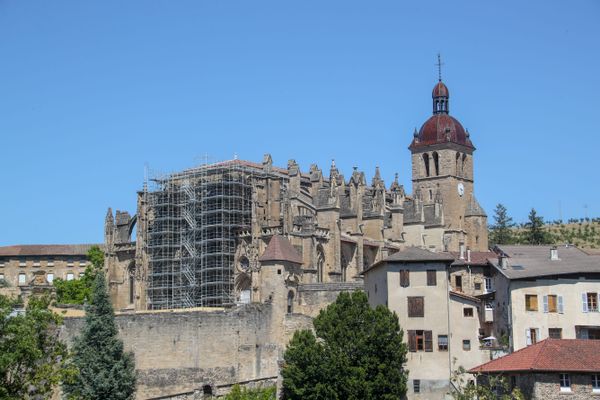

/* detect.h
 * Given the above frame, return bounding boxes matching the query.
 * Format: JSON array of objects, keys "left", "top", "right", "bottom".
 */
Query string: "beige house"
[
  {"left": 363, "top": 247, "right": 490, "bottom": 399},
  {"left": 0, "top": 244, "right": 97, "bottom": 299},
  {"left": 486, "top": 245, "right": 600, "bottom": 351}
]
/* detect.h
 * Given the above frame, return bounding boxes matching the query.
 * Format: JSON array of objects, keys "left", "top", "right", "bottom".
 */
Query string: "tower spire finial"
[{"left": 436, "top": 53, "right": 444, "bottom": 82}]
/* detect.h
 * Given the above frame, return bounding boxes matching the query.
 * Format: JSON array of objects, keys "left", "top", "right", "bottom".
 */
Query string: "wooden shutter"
[
  {"left": 408, "top": 330, "right": 417, "bottom": 352},
  {"left": 424, "top": 331, "right": 433, "bottom": 352},
  {"left": 558, "top": 295, "right": 564, "bottom": 314},
  {"left": 526, "top": 329, "right": 532, "bottom": 345},
  {"left": 408, "top": 297, "right": 424, "bottom": 318},
  {"left": 582, "top": 293, "right": 589, "bottom": 313},
  {"left": 427, "top": 270, "right": 437, "bottom": 286},
  {"left": 400, "top": 270, "right": 410, "bottom": 287}
]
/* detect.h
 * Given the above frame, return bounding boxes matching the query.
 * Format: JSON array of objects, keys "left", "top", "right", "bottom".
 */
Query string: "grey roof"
[
  {"left": 0, "top": 244, "right": 103, "bottom": 257},
  {"left": 363, "top": 246, "right": 454, "bottom": 274},
  {"left": 465, "top": 195, "right": 487, "bottom": 217},
  {"left": 490, "top": 245, "right": 600, "bottom": 279}
]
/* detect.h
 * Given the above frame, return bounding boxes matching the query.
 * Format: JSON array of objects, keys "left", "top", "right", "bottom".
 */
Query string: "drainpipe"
[{"left": 446, "top": 262, "right": 453, "bottom": 389}]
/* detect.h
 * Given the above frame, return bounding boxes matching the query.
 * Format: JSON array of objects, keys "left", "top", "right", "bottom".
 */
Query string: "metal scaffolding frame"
[{"left": 143, "top": 160, "right": 254, "bottom": 309}]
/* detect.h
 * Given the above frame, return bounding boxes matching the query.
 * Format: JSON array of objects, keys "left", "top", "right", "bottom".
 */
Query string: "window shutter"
[
  {"left": 408, "top": 330, "right": 416, "bottom": 352},
  {"left": 558, "top": 295, "right": 564, "bottom": 314},
  {"left": 582, "top": 293, "right": 589, "bottom": 313},
  {"left": 424, "top": 331, "right": 433, "bottom": 352},
  {"left": 543, "top": 296, "right": 548, "bottom": 313},
  {"left": 400, "top": 270, "right": 410, "bottom": 287},
  {"left": 427, "top": 270, "right": 437, "bottom": 286},
  {"left": 526, "top": 329, "right": 532, "bottom": 345}
]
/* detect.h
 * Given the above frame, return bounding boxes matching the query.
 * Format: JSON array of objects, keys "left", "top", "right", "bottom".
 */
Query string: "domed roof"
[
  {"left": 411, "top": 114, "right": 473, "bottom": 149},
  {"left": 432, "top": 81, "right": 449, "bottom": 98}
]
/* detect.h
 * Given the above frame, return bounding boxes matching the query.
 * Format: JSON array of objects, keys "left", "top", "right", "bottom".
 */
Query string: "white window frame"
[
  {"left": 18, "top": 273, "right": 27, "bottom": 285},
  {"left": 592, "top": 374, "right": 600, "bottom": 393},
  {"left": 559, "top": 373, "right": 571, "bottom": 392},
  {"left": 47, "top": 273, "right": 54, "bottom": 284},
  {"left": 66, "top": 272, "right": 74, "bottom": 281},
  {"left": 0, "top": 273, "right": 4, "bottom": 281},
  {"left": 484, "top": 277, "right": 492, "bottom": 293}
]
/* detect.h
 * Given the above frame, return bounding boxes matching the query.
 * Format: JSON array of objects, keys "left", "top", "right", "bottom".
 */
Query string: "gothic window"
[
  {"left": 432, "top": 152, "right": 440, "bottom": 176},
  {"left": 462, "top": 153, "right": 467, "bottom": 175},
  {"left": 129, "top": 274, "right": 135, "bottom": 304},
  {"left": 422, "top": 153, "right": 430, "bottom": 177},
  {"left": 235, "top": 273, "right": 252, "bottom": 304},
  {"left": 455, "top": 152, "right": 461, "bottom": 176},
  {"left": 316, "top": 245, "right": 325, "bottom": 283},
  {"left": 287, "top": 291, "right": 295, "bottom": 314}
]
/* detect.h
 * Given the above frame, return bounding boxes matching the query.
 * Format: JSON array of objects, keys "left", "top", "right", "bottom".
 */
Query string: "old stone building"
[{"left": 105, "top": 78, "right": 489, "bottom": 312}]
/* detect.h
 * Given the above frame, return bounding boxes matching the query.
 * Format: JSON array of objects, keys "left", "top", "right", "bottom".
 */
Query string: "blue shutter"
[
  {"left": 558, "top": 295, "right": 564, "bottom": 314},
  {"left": 582, "top": 293, "right": 589, "bottom": 313},
  {"left": 543, "top": 295, "right": 549, "bottom": 313}
]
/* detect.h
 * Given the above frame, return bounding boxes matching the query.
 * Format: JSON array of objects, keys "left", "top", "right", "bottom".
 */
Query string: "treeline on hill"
[{"left": 488, "top": 204, "right": 600, "bottom": 249}]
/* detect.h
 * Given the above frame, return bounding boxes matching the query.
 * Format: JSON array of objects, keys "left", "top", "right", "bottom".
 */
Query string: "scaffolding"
[{"left": 144, "top": 160, "right": 254, "bottom": 309}]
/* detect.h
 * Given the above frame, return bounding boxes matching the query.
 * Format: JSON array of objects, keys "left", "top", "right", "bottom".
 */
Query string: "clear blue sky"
[{"left": 1, "top": 1, "right": 599, "bottom": 245}]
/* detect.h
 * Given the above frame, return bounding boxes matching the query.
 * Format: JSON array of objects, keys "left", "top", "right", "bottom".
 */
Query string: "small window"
[
  {"left": 202, "top": 385, "right": 213, "bottom": 396},
  {"left": 33, "top": 260, "right": 40, "bottom": 267},
  {"left": 527, "top": 328, "right": 539, "bottom": 345},
  {"left": 67, "top": 259, "right": 74, "bottom": 267},
  {"left": 438, "top": 335, "right": 448, "bottom": 351},
  {"left": 18, "top": 273, "right": 26, "bottom": 285},
  {"left": 592, "top": 374, "right": 600, "bottom": 393},
  {"left": 548, "top": 328, "right": 562, "bottom": 339},
  {"left": 400, "top": 270, "right": 410, "bottom": 287},
  {"left": 66, "top": 272, "right": 74, "bottom": 281},
  {"left": 559, "top": 373, "right": 571, "bottom": 392},
  {"left": 474, "top": 282, "right": 481, "bottom": 291},
  {"left": 463, "top": 307, "right": 474, "bottom": 317},
  {"left": 0, "top": 260, "right": 5, "bottom": 268},
  {"left": 408, "top": 330, "right": 432, "bottom": 352},
  {"left": 587, "top": 293, "right": 598, "bottom": 312},
  {"left": 413, "top": 379, "right": 421, "bottom": 393},
  {"left": 287, "top": 291, "right": 294, "bottom": 314},
  {"left": 277, "top": 269, "right": 281, "bottom": 275},
  {"left": 525, "top": 294, "right": 538, "bottom": 311},
  {"left": 0, "top": 273, "right": 4, "bottom": 281},
  {"left": 47, "top": 258, "right": 54, "bottom": 267},
  {"left": 47, "top": 273, "right": 54, "bottom": 284},
  {"left": 426, "top": 270, "right": 437, "bottom": 286},
  {"left": 455, "top": 275, "right": 463, "bottom": 291},
  {"left": 462, "top": 340, "right": 471, "bottom": 351},
  {"left": 408, "top": 297, "right": 424, "bottom": 318},
  {"left": 19, "top": 260, "right": 26, "bottom": 267},
  {"left": 484, "top": 277, "right": 492, "bottom": 293}
]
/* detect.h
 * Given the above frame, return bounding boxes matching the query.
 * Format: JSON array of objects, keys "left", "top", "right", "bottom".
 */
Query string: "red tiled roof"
[
  {"left": 469, "top": 339, "right": 600, "bottom": 374},
  {"left": 258, "top": 235, "right": 303, "bottom": 264},
  {"left": 451, "top": 251, "right": 496, "bottom": 266},
  {"left": 0, "top": 244, "right": 101, "bottom": 257}
]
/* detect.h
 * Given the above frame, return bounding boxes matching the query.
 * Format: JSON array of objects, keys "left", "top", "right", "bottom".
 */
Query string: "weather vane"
[{"left": 436, "top": 53, "right": 444, "bottom": 82}]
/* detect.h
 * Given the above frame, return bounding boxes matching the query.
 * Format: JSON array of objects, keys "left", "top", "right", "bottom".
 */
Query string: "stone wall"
[
  {"left": 297, "top": 282, "right": 364, "bottom": 317},
  {"left": 60, "top": 304, "right": 306, "bottom": 400}
]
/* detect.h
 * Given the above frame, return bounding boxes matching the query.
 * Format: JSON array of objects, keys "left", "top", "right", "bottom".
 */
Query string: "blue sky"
[{"left": 1, "top": 1, "right": 599, "bottom": 244}]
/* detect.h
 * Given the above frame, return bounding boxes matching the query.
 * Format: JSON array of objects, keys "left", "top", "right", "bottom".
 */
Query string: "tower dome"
[{"left": 410, "top": 81, "right": 474, "bottom": 150}]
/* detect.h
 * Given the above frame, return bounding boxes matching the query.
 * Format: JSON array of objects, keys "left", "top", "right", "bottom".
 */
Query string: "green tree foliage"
[
  {"left": 282, "top": 291, "right": 408, "bottom": 400},
  {"left": 54, "top": 245, "right": 104, "bottom": 304},
  {"left": 63, "top": 271, "right": 136, "bottom": 400},
  {"left": 523, "top": 208, "right": 553, "bottom": 245},
  {"left": 222, "top": 384, "right": 276, "bottom": 400},
  {"left": 0, "top": 294, "right": 75, "bottom": 399},
  {"left": 488, "top": 204, "right": 515, "bottom": 245},
  {"left": 450, "top": 366, "right": 524, "bottom": 400}
]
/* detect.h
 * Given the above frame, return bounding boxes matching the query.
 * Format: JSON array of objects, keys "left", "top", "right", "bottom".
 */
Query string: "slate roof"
[
  {"left": 363, "top": 246, "right": 454, "bottom": 274},
  {"left": 465, "top": 196, "right": 487, "bottom": 217},
  {"left": 0, "top": 244, "right": 102, "bottom": 257},
  {"left": 469, "top": 339, "right": 600, "bottom": 373},
  {"left": 258, "top": 235, "right": 303, "bottom": 264},
  {"left": 490, "top": 245, "right": 600, "bottom": 279}
]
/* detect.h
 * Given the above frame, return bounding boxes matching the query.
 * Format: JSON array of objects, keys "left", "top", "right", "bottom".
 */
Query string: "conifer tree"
[
  {"left": 63, "top": 271, "right": 136, "bottom": 400},
  {"left": 488, "top": 203, "right": 515, "bottom": 245},
  {"left": 524, "top": 208, "right": 553, "bottom": 245}
]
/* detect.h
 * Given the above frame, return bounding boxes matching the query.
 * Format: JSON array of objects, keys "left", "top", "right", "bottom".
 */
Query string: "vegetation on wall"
[
  {"left": 488, "top": 204, "right": 600, "bottom": 249},
  {"left": 63, "top": 271, "right": 136, "bottom": 400},
  {"left": 450, "top": 366, "right": 524, "bottom": 400},
  {"left": 222, "top": 384, "right": 276, "bottom": 400},
  {"left": 54, "top": 245, "right": 104, "bottom": 304},
  {"left": 281, "top": 291, "right": 408, "bottom": 400},
  {"left": 0, "top": 294, "right": 75, "bottom": 399}
]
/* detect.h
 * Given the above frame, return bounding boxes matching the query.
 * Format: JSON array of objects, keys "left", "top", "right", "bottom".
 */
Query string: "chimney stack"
[{"left": 550, "top": 246, "right": 559, "bottom": 261}]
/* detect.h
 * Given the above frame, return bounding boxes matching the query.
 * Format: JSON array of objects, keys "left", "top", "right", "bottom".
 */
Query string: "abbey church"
[{"left": 103, "top": 78, "right": 488, "bottom": 311}]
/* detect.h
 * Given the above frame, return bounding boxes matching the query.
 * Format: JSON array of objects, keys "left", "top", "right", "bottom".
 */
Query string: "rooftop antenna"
[{"left": 436, "top": 53, "right": 444, "bottom": 82}]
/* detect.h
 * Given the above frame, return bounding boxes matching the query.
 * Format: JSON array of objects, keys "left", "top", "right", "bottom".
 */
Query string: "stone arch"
[
  {"left": 287, "top": 290, "right": 295, "bottom": 314},
  {"left": 127, "top": 214, "right": 137, "bottom": 241},
  {"left": 235, "top": 273, "right": 252, "bottom": 304}
]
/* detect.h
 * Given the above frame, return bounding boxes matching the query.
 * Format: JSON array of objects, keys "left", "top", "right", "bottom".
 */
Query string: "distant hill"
[{"left": 510, "top": 218, "right": 600, "bottom": 250}]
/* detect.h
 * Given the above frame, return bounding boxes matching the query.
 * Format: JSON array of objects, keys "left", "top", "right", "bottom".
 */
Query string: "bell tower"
[{"left": 408, "top": 66, "right": 487, "bottom": 251}]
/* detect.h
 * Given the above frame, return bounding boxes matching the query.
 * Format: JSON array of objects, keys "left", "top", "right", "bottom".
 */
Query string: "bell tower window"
[
  {"left": 433, "top": 152, "right": 440, "bottom": 176},
  {"left": 423, "top": 153, "right": 430, "bottom": 177}
]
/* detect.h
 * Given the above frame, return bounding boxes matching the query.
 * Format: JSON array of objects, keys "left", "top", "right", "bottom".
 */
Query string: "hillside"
[{"left": 510, "top": 218, "right": 600, "bottom": 251}]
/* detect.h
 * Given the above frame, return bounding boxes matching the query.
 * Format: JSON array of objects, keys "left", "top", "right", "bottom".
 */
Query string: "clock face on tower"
[{"left": 457, "top": 183, "right": 465, "bottom": 197}]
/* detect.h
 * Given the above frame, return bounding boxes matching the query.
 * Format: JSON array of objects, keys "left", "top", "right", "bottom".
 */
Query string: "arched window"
[
  {"left": 462, "top": 154, "right": 467, "bottom": 175},
  {"left": 422, "top": 153, "right": 430, "bottom": 177},
  {"left": 202, "top": 384, "right": 213, "bottom": 396},
  {"left": 456, "top": 152, "right": 461, "bottom": 176},
  {"left": 287, "top": 291, "right": 295, "bottom": 314},
  {"left": 235, "top": 273, "right": 252, "bottom": 304},
  {"left": 316, "top": 245, "right": 325, "bottom": 283},
  {"left": 432, "top": 152, "right": 440, "bottom": 176},
  {"left": 128, "top": 265, "right": 135, "bottom": 304}
]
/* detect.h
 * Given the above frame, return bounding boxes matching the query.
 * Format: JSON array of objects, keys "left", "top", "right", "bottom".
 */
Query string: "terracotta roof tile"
[
  {"left": 469, "top": 339, "right": 600, "bottom": 373},
  {"left": 258, "top": 235, "right": 303, "bottom": 264}
]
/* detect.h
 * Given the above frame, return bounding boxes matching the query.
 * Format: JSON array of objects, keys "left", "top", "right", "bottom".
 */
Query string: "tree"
[
  {"left": 54, "top": 245, "right": 104, "bottom": 304},
  {"left": 450, "top": 366, "right": 524, "bottom": 400},
  {"left": 523, "top": 208, "right": 553, "bottom": 245},
  {"left": 0, "top": 294, "right": 75, "bottom": 399},
  {"left": 63, "top": 271, "right": 136, "bottom": 400},
  {"left": 223, "top": 384, "right": 276, "bottom": 400},
  {"left": 488, "top": 204, "right": 515, "bottom": 245},
  {"left": 282, "top": 291, "right": 408, "bottom": 400}
]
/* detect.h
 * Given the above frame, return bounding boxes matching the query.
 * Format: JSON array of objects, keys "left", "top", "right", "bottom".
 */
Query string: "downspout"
[{"left": 446, "top": 261, "right": 453, "bottom": 390}]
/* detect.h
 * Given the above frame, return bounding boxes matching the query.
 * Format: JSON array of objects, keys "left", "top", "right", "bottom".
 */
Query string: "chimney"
[
  {"left": 550, "top": 246, "right": 559, "bottom": 261},
  {"left": 467, "top": 249, "right": 471, "bottom": 263},
  {"left": 459, "top": 243, "right": 465, "bottom": 260},
  {"left": 499, "top": 254, "right": 508, "bottom": 270}
]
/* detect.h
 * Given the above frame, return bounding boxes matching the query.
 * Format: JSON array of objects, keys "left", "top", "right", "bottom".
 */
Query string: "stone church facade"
[{"left": 104, "top": 79, "right": 488, "bottom": 312}]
